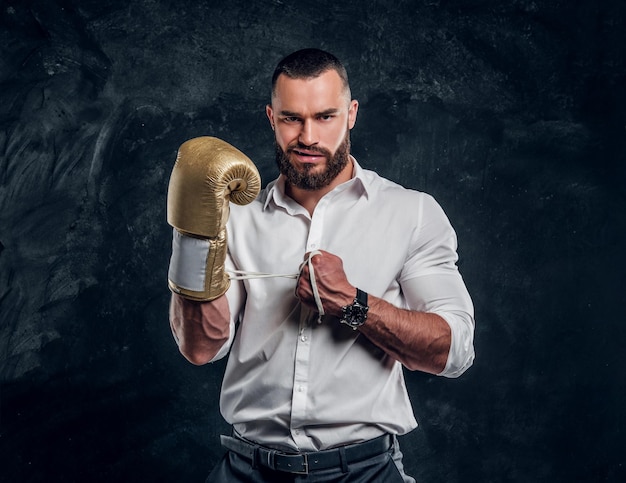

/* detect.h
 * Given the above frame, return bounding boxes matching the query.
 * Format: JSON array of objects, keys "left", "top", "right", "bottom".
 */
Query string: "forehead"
[{"left": 272, "top": 70, "right": 348, "bottom": 112}]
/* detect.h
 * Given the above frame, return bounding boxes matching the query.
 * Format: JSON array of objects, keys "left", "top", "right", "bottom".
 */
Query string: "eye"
[{"left": 283, "top": 116, "right": 300, "bottom": 123}]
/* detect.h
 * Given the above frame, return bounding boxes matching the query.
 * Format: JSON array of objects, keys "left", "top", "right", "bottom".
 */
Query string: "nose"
[{"left": 298, "top": 119, "right": 318, "bottom": 147}]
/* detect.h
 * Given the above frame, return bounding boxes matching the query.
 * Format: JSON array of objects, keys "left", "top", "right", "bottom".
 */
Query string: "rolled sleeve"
[
  {"left": 438, "top": 309, "right": 475, "bottom": 378},
  {"left": 401, "top": 274, "right": 475, "bottom": 377}
]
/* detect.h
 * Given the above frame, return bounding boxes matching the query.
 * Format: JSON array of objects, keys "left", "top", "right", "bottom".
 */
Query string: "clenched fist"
[{"left": 296, "top": 250, "right": 355, "bottom": 318}]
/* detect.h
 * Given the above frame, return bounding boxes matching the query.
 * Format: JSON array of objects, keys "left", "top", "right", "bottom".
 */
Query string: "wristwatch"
[{"left": 340, "top": 288, "right": 369, "bottom": 330}]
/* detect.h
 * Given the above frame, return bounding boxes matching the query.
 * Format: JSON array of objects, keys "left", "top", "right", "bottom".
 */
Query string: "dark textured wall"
[{"left": 1, "top": 1, "right": 625, "bottom": 481}]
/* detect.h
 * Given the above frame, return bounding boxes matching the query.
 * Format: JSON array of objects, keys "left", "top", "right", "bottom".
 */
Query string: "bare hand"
[{"left": 296, "top": 250, "right": 355, "bottom": 317}]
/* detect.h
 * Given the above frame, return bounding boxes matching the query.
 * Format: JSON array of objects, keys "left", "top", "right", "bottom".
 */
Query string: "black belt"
[{"left": 220, "top": 433, "right": 392, "bottom": 475}]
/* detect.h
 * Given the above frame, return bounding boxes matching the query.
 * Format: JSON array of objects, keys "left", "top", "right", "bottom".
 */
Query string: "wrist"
[{"left": 168, "top": 228, "right": 229, "bottom": 301}]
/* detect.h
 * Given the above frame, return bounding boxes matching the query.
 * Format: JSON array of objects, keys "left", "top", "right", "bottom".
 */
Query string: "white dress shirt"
[{"left": 212, "top": 158, "right": 475, "bottom": 452}]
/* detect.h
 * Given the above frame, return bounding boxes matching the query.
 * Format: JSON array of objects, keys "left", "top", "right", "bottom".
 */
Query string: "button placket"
[
  {"left": 306, "top": 197, "right": 328, "bottom": 253},
  {"left": 290, "top": 306, "right": 313, "bottom": 446}
]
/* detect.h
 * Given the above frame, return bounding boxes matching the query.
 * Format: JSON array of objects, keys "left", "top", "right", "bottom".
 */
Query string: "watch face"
[
  {"left": 341, "top": 290, "right": 369, "bottom": 329},
  {"left": 342, "top": 303, "right": 368, "bottom": 328}
]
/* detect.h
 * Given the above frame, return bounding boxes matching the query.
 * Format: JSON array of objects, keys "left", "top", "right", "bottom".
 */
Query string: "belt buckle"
[{"left": 293, "top": 453, "right": 308, "bottom": 475}]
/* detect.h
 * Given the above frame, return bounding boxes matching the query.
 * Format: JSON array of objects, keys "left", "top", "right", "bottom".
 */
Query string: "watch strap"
[{"left": 356, "top": 288, "right": 368, "bottom": 306}]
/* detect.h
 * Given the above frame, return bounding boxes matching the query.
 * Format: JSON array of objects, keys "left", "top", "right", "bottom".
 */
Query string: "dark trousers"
[{"left": 205, "top": 436, "right": 414, "bottom": 483}]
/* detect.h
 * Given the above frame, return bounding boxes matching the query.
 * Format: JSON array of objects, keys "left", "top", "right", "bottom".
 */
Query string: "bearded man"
[{"left": 167, "top": 48, "right": 475, "bottom": 482}]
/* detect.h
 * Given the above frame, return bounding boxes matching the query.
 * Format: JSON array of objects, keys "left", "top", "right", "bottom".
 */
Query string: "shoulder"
[
  {"left": 359, "top": 169, "right": 454, "bottom": 242},
  {"left": 361, "top": 168, "right": 440, "bottom": 210}
]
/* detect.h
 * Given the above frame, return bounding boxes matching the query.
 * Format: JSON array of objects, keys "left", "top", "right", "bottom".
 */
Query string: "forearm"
[
  {"left": 359, "top": 296, "right": 451, "bottom": 374},
  {"left": 296, "top": 250, "right": 455, "bottom": 374},
  {"left": 169, "top": 293, "right": 231, "bottom": 365}
]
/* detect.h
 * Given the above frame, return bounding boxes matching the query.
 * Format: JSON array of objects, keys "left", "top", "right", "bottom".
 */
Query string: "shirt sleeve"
[{"left": 399, "top": 194, "right": 475, "bottom": 378}]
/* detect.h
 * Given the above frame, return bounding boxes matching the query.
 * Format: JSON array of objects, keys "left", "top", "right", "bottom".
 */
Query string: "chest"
[{"left": 228, "top": 196, "right": 416, "bottom": 297}]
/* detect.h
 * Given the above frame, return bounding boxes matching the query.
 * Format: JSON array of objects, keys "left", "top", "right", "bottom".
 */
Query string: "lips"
[
  {"left": 289, "top": 147, "right": 329, "bottom": 163},
  {"left": 294, "top": 149, "right": 321, "bottom": 157}
]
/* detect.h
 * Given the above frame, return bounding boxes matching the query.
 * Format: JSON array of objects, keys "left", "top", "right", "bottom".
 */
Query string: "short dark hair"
[{"left": 271, "top": 48, "right": 351, "bottom": 99}]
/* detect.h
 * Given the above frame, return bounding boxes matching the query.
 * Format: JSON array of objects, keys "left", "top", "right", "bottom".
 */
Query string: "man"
[{"left": 168, "top": 48, "right": 475, "bottom": 482}]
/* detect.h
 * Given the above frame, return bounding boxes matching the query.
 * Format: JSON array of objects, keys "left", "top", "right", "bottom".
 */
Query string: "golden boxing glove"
[{"left": 167, "top": 136, "right": 261, "bottom": 301}]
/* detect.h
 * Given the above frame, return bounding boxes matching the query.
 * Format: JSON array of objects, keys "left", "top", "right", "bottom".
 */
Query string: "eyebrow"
[{"left": 279, "top": 108, "right": 341, "bottom": 117}]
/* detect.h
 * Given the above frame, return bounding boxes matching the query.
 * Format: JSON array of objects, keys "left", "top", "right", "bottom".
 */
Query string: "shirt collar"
[{"left": 263, "top": 156, "right": 370, "bottom": 212}]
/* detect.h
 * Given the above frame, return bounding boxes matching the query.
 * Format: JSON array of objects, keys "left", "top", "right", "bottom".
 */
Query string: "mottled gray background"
[{"left": 1, "top": 0, "right": 625, "bottom": 481}]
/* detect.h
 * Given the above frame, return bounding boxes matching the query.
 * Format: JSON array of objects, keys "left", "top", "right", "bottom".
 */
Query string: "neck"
[{"left": 286, "top": 157, "right": 354, "bottom": 216}]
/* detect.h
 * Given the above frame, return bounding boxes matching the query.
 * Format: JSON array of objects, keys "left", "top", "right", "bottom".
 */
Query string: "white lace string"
[
  {"left": 298, "top": 250, "right": 324, "bottom": 323},
  {"left": 226, "top": 250, "right": 325, "bottom": 323},
  {"left": 227, "top": 270, "right": 298, "bottom": 280}
]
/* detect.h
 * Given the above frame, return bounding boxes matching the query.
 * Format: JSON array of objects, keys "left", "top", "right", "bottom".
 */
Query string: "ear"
[
  {"left": 348, "top": 100, "right": 359, "bottom": 130},
  {"left": 266, "top": 104, "right": 275, "bottom": 131}
]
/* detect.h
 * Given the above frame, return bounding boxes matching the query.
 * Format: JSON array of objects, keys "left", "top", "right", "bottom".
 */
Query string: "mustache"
[{"left": 286, "top": 142, "right": 331, "bottom": 156}]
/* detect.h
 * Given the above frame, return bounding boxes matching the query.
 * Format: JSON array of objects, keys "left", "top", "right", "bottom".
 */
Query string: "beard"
[{"left": 274, "top": 130, "right": 351, "bottom": 191}]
